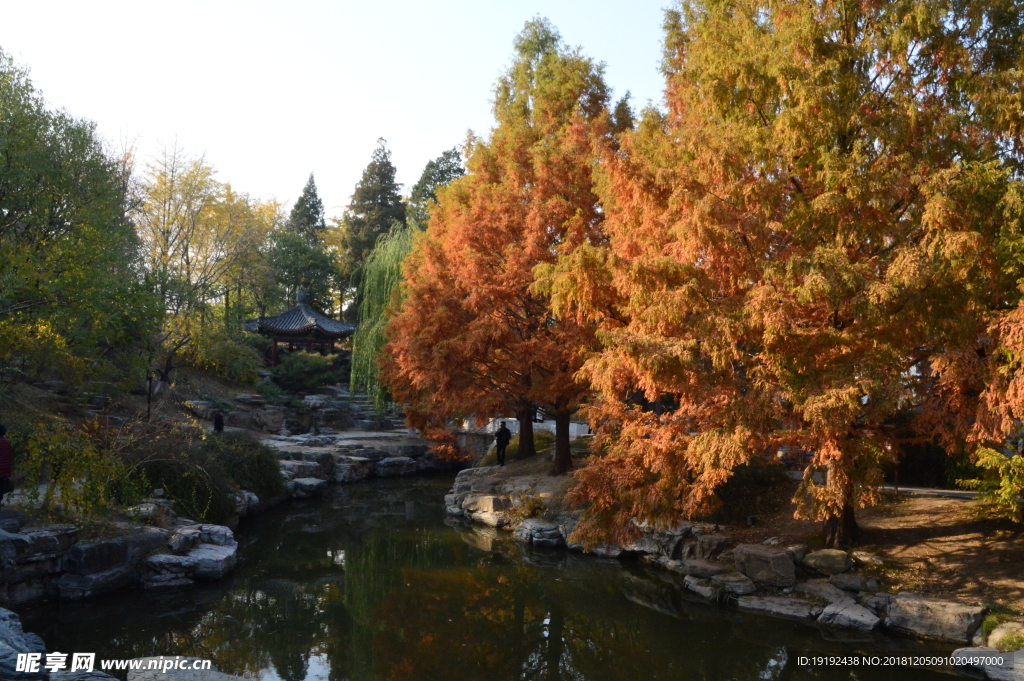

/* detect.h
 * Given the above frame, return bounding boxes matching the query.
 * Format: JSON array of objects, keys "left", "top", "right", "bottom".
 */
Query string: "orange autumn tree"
[
  {"left": 546, "top": 0, "right": 1018, "bottom": 547},
  {"left": 384, "top": 19, "right": 613, "bottom": 472}
]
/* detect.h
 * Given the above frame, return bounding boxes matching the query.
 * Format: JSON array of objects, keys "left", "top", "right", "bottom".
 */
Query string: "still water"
[{"left": 24, "top": 477, "right": 957, "bottom": 681}]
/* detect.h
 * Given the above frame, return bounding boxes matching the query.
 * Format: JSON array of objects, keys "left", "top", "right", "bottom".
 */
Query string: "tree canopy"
[{"left": 286, "top": 173, "right": 326, "bottom": 244}]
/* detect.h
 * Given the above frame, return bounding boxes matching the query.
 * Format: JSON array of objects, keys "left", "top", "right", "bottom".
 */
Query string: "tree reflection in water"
[{"left": 21, "top": 478, "right": 953, "bottom": 681}]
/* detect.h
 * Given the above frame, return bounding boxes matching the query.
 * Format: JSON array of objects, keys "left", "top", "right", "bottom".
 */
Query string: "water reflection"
[{"left": 24, "top": 477, "right": 954, "bottom": 681}]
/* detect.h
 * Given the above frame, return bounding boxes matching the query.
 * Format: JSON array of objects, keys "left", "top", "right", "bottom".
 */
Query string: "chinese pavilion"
[{"left": 245, "top": 292, "right": 355, "bottom": 366}]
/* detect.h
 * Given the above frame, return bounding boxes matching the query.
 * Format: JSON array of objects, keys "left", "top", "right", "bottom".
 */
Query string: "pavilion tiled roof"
[{"left": 246, "top": 303, "right": 354, "bottom": 339}]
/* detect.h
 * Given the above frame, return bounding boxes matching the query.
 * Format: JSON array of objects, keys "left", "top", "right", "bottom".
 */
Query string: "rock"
[
  {"left": 467, "top": 511, "right": 509, "bottom": 528},
  {"left": 818, "top": 600, "right": 881, "bottom": 630},
  {"left": 852, "top": 550, "right": 885, "bottom": 566},
  {"left": 167, "top": 528, "right": 202, "bottom": 554},
  {"left": 989, "top": 621, "right": 1024, "bottom": 651},
  {"left": 733, "top": 544, "right": 796, "bottom": 587},
  {"left": 279, "top": 460, "right": 320, "bottom": 479},
  {"left": 786, "top": 544, "right": 808, "bottom": 563},
  {"left": 462, "top": 495, "right": 512, "bottom": 513},
  {"left": 189, "top": 543, "right": 238, "bottom": 580},
  {"left": 375, "top": 457, "right": 417, "bottom": 477},
  {"left": 290, "top": 478, "right": 327, "bottom": 499},
  {"left": 802, "top": 549, "right": 852, "bottom": 575},
  {"left": 696, "top": 534, "right": 733, "bottom": 559},
  {"left": 333, "top": 455, "right": 374, "bottom": 482},
  {"left": 623, "top": 523, "right": 691, "bottom": 558},
  {"left": 194, "top": 525, "right": 235, "bottom": 547},
  {"left": 857, "top": 591, "right": 891, "bottom": 617},
  {"left": 830, "top": 573, "right": 876, "bottom": 592},
  {"left": 589, "top": 545, "right": 622, "bottom": 558},
  {"left": 681, "top": 558, "right": 731, "bottom": 578},
  {"left": 62, "top": 527, "right": 167, "bottom": 575},
  {"left": 15, "top": 526, "right": 79, "bottom": 563},
  {"left": 794, "top": 579, "right": 852, "bottom": 604},
  {"left": 234, "top": 394, "right": 267, "bottom": 406},
  {"left": 513, "top": 519, "right": 564, "bottom": 548},
  {"left": 737, "top": 595, "right": 821, "bottom": 620},
  {"left": 0, "top": 512, "right": 25, "bottom": 534},
  {"left": 884, "top": 592, "right": 986, "bottom": 643},
  {"left": 951, "top": 647, "right": 1021, "bottom": 681},
  {"left": 301, "top": 451, "right": 334, "bottom": 478},
  {"left": 253, "top": 408, "right": 285, "bottom": 433},
  {"left": 710, "top": 571, "right": 757, "bottom": 595},
  {"left": 683, "top": 575, "right": 716, "bottom": 599},
  {"left": 0, "top": 607, "right": 47, "bottom": 680},
  {"left": 469, "top": 477, "right": 502, "bottom": 493}
]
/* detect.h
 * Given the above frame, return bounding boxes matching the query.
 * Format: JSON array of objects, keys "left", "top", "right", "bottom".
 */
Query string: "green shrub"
[
  {"left": 966, "top": 448, "right": 1024, "bottom": 522},
  {"left": 190, "top": 334, "right": 263, "bottom": 384},
  {"left": 140, "top": 429, "right": 285, "bottom": 524},
  {"left": 270, "top": 351, "right": 339, "bottom": 393},
  {"left": 256, "top": 380, "right": 284, "bottom": 401}
]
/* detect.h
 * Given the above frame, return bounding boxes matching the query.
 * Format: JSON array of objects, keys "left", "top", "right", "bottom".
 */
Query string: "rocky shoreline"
[{"left": 447, "top": 466, "right": 1024, "bottom": 681}]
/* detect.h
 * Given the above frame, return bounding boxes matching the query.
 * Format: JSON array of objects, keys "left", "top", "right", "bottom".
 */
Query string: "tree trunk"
[
  {"left": 552, "top": 407, "right": 572, "bottom": 475},
  {"left": 517, "top": 408, "right": 536, "bottom": 459},
  {"left": 823, "top": 503, "right": 858, "bottom": 549}
]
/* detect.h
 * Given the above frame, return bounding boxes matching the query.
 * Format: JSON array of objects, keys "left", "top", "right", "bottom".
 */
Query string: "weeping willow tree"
[{"left": 349, "top": 221, "right": 416, "bottom": 410}]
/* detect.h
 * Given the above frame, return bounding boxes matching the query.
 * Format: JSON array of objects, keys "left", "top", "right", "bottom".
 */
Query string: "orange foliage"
[{"left": 384, "top": 20, "right": 612, "bottom": 469}]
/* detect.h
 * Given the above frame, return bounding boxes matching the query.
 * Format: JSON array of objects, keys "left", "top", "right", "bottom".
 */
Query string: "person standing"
[
  {"left": 0, "top": 424, "right": 12, "bottom": 505},
  {"left": 213, "top": 411, "right": 225, "bottom": 434},
  {"left": 495, "top": 421, "right": 512, "bottom": 467}
]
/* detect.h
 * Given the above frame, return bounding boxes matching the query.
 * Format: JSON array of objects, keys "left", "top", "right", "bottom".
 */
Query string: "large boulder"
[
  {"left": 252, "top": 408, "right": 285, "bottom": 433},
  {"left": 733, "top": 544, "right": 796, "bottom": 587},
  {"left": 189, "top": 544, "right": 238, "bottom": 580},
  {"left": 794, "top": 579, "right": 851, "bottom": 604},
  {"left": 818, "top": 600, "right": 881, "bottom": 631},
  {"left": 951, "top": 646, "right": 1021, "bottom": 681},
  {"left": 884, "top": 593, "right": 986, "bottom": 643},
  {"left": 710, "top": 571, "right": 757, "bottom": 595},
  {"left": 802, "top": 549, "right": 852, "bottom": 575},
  {"left": 462, "top": 495, "right": 512, "bottom": 513},
  {"left": 513, "top": 519, "right": 564, "bottom": 548},
  {"left": 290, "top": 478, "right": 327, "bottom": 499},
  {"left": 624, "top": 524, "right": 691, "bottom": 558},
  {"left": 695, "top": 534, "right": 733, "bottom": 559},
  {"left": 681, "top": 558, "right": 731, "bottom": 579},
  {"left": 375, "top": 457, "right": 417, "bottom": 477},
  {"left": 279, "top": 460, "right": 320, "bottom": 480},
  {"left": 332, "top": 455, "right": 374, "bottom": 482},
  {"left": 737, "top": 595, "right": 822, "bottom": 620},
  {"left": 301, "top": 451, "right": 334, "bottom": 479},
  {"left": 62, "top": 527, "right": 167, "bottom": 576},
  {"left": 0, "top": 607, "right": 47, "bottom": 680},
  {"left": 989, "top": 621, "right": 1024, "bottom": 651},
  {"left": 467, "top": 511, "right": 509, "bottom": 528}
]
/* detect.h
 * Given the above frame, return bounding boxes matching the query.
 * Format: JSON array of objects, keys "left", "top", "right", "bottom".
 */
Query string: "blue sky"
[{"left": 1, "top": 1, "right": 669, "bottom": 217}]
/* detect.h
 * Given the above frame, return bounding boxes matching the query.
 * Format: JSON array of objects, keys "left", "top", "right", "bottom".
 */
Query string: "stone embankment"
[
  {"left": 262, "top": 431, "right": 447, "bottom": 501},
  {"left": 0, "top": 508, "right": 239, "bottom": 609},
  {"left": 447, "top": 467, "right": 1024, "bottom": 680}
]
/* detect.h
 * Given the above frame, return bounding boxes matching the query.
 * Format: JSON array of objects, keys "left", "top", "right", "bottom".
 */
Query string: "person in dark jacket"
[
  {"left": 0, "top": 424, "right": 12, "bottom": 505},
  {"left": 213, "top": 411, "right": 225, "bottom": 434},
  {"left": 495, "top": 422, "right": 512, "bottom": 467}
]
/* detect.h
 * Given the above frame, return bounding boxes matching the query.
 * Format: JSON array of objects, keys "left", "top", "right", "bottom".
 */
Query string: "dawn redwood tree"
[
  {"left": 547, "top": 0, "right": 1020, "bottom": 547},
  {"left": 384, "top": 19, "right": 611, "bottom": 471}
]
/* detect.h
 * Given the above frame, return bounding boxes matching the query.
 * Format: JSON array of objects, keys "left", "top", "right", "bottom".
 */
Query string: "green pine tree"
[
  {"left": 338, "top": 139, "right": 406, "bottom": 283},
  {"left": 406, "top": 147, "right": 464, "bottom": 225},
  {"left": 287, "top": 173, "right": 326, "bottom": 244}
]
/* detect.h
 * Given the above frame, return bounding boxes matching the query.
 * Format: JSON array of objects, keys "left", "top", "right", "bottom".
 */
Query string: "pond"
[{"left": 23, "top": 476, "right": 958, "bottom": 680}]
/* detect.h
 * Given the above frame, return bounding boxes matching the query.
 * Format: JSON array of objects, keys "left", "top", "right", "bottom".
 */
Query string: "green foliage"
[
  {"left": 407, "top": 148, "right": 464, "bottom": 225},
  {"left": 189, "top": 332, "right": 263, "bottom": 384},
  {"left": 270, "top": 351, "right": 339, "bottom": 393},
  {"left": 142, "top": 430, "right": 284, "bottom": 524},
  {"left": 350, "top": 222, "right": 415, "bottom": 411},
  {"left": 11, "top": 415, "right": 136, "bottom": 517},
  {"left": 337, "top": 139, "right": 406, "bottom": 286},
  {"left": 256, "top": 379, "right": 284, "bottom": 401},
  {"left": 0, "top": 49, "right": 159, "bottom": 387},
  {"left": 965, "top": 448, "right": 1024, "bottom": 522},
  {"left": 268, "top": 230, "right": 338, "bottom": 314},
  {"left": 997, "top": 632, "right": 1024, "bottom": 653},
  {"left": 286, "top": 173, "right": 326, "bottom": 244}
]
